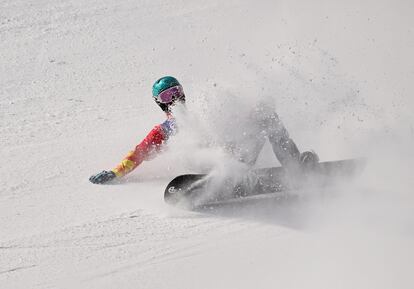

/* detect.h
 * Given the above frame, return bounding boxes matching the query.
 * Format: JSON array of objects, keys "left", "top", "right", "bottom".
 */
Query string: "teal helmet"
[
  {"left": 152, "top": 76, "right": 185, "bottom": 112},
  {"left": 152, "top": 76, "right": 181, "bottom": 96}
]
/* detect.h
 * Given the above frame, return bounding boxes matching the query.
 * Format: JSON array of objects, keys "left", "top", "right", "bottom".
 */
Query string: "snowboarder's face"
[
  {"left": 154, "top": 85, "right": 185, "bottom": 113},
  {"left": 161, "top": 97, "right": 186, "bottom": 114},
  {"left": 154, "top": 85, "right": 184, "bottom": 104}
]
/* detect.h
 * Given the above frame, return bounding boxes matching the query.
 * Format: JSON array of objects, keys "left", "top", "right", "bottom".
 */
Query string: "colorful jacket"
[{"left": 112, "top": 115, "right": 176, "bottom": 177}]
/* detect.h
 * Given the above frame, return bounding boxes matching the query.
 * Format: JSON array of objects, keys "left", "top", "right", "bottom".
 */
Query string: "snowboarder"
[{"left": 89, "top": 76, "right": 318, "bottom": 184}]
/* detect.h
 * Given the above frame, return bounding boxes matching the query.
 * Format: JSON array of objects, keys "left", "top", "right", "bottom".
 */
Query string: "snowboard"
[{"left": 164, "top": 158, "right": 365, "bottom": 207}]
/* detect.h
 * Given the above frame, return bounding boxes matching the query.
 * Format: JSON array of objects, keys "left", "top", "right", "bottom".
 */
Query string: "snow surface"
[{"left": 1, "top": 0, "right": 414, "bottom": 288}]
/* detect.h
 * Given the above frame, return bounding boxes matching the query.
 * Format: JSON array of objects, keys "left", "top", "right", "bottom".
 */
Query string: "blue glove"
[
  {"left": 300, "top": 151, "right": 319, "bottom": 168},
  {"left": 89, "top": 170, "right": 116, "bottom": 184}
]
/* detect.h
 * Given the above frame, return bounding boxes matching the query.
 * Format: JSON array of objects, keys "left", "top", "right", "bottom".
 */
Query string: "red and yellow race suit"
[
  {"left": 112, "top": 115, "right": 176, "bottom": 177},
  {"left": 111, "top": 107, "right": 302, "bottom": 178}
]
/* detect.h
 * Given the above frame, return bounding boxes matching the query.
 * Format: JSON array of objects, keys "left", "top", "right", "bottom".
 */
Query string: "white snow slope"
[{"left": 1, "top": 0, "right": 414, "bottom": 288}]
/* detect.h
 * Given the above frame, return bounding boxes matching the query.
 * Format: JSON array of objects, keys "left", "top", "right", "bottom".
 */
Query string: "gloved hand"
[
  {"left": 89, "top": 170, "right": 116, "bottom": 184},
  {"left": 300, "top": 151, "right": 319, "bottom": 168}
]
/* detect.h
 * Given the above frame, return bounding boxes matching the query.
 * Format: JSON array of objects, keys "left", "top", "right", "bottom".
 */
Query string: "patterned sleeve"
[{"left": 112, "top": 124, "right": 167, "bottom": 177}]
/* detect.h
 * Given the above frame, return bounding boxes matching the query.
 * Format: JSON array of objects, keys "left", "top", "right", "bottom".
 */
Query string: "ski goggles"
[{"left": 153, "top": 85, "right": 184, "bottom": 104}]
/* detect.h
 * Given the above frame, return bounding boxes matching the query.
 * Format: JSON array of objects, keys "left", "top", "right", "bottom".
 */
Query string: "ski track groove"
[{"left": 0, "top": 265, "right": 37, "bottom": 275}]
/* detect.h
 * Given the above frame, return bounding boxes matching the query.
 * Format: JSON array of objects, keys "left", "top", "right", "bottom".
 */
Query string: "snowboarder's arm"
[{"left": 112, "top": 124, "right": 166, "bottom": 177}]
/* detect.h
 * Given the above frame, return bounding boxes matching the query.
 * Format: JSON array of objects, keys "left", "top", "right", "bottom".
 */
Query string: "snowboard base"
[{"left": 164, "top": 158, "right": 365, "bottom": 207}]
